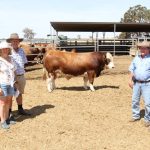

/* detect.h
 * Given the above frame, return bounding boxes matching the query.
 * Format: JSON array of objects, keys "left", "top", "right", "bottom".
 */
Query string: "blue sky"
[{"left": 0, "top": 0, "right": 149, "bottom": 39}]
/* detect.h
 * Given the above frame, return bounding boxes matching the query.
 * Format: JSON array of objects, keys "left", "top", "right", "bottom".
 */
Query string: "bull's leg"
[
  {"left": 52, "top": 72, "right": 57, "bottom": 89},
  {"left": 89, "top": 83, "right": 95, "bottom": 91},
  {"left": 52, "top": 78, "right": 56, "bottom": 89},
  {"left": 47, "top": 73, "right": 55, "bottom": 92},
  {"left": 83, "top": 72, "right": 88, "bottom": 90},
  {"left": 87, "top": 71, "right": 95, "bottom": 91},
  {"left": 47, "top": 78, "right": 53, "bottom": 92}
]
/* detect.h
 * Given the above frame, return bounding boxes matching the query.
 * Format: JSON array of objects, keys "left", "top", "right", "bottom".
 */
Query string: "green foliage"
[
  {"left": 119, "top": 5, "right": 150, "bottom": 39},
  {"left": 121, "top": 5, "right": 148, "bottom": 23}
]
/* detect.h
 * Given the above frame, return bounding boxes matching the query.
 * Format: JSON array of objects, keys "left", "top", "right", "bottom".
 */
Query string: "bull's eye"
[
  {"left": 103, "top": 54, "right": 108, "bottom": 64},
  {"left": 106, "top": 58, "right": 110, "bottom": 65}
]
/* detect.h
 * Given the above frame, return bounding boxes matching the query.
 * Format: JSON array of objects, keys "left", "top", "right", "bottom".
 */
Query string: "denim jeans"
[
  {"left": 0, "top": 84, "right": 14, "bottom": 97},
  {"left": 132, "top": 82, "right": 150, "bottom": 122}
]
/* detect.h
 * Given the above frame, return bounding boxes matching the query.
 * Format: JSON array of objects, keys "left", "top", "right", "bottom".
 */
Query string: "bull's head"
[{"left": 105, "top": 52, "right": 115, "bottom": 69}]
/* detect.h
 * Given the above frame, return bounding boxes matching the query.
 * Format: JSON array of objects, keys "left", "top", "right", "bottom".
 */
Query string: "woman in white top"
[{"left": 0, "top": 41, "right": 16, "bottom": 129}]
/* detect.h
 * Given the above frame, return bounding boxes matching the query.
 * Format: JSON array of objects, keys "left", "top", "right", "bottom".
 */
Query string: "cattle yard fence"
[
  {"left": 55, "top": 38, "right": 138, "bottom": 56},
  {"left": 0, "top": 38, "right": 141, "bottom": 64}
]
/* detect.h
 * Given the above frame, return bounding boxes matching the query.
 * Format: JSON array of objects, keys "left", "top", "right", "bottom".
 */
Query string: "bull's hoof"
[
  {"left": 89, "top": 84, "right": 95, "bottom": 91},
  {"left": 90, "top": 89, "right": 95, "bottom": 92},
  {"left": 48, "top": 88, "right": 53, "bottom": 92},
  {"left": 48, "top": 90, "right": 53, "bottom": 93},
  {"left": 84, "top": 86, "right": 88, "bottom": 90}
]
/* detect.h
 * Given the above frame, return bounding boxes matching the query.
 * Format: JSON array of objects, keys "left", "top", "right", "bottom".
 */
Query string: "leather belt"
[
  {"left": 17, "top": 74, "right": 24, "bottom": 76},
  {"left": 135, "top": 80, "right": 150, "bottom": 83}
]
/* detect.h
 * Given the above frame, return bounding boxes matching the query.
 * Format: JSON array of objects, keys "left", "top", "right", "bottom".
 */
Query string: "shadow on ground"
[
  {"left": 56, "top": 85, "right": 119, "bottom": 91},
  {"left": 13, "top": 104, "right": 55, "bottom": 122}
]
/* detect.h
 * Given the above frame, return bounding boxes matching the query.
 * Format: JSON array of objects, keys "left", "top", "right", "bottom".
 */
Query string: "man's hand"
[{"left": 129, "top": 80, "right": 134, "bottom": 89}]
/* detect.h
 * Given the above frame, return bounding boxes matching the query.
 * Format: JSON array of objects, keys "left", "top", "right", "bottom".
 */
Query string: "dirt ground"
[{"left": 0, "top": 55, "right": 150, "bottom": 150}]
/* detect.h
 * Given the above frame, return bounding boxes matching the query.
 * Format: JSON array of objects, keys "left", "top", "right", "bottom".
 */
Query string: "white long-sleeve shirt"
[{"left": 0, "top": 56, "right": 17, "bottom": 86}]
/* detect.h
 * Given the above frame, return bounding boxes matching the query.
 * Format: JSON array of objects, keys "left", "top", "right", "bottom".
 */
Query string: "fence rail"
[{"left": 55, "top": 38, "right": 136, "bottom": 55}]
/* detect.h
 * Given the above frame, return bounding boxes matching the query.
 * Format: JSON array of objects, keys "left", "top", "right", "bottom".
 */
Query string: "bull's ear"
[
  {"left": 103, "top": 53, "right": 108, "bottom": 64},
  {"left": 103, "top": 52, "right": 107, "bottom": 59}
]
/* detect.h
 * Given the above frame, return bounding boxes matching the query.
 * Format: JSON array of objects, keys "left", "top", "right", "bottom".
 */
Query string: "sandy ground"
[{"left": 0, "top": 55, "right": 150, "bottom": 150}]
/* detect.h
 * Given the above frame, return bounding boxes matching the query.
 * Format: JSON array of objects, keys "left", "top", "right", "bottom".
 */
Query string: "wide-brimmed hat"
[
  {"left": 6, "top": 33, "right": 23, "bottom": 43},
  {"left": 0, "top": 41, "right": 11, "bottom": 50},
  {"left": 137, "top": 41, "right": 150, "bottom": 49}
]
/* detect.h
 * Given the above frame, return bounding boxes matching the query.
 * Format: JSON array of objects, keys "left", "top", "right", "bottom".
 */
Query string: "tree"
[
  {"left": 23, "top": 28, "right": 36, "bottom": 41},
  {"left": 119, "top": 5, "right": 150, "bottom": 39}
]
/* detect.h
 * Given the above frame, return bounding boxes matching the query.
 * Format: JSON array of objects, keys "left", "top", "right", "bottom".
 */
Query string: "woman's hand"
[{"left": 0, "top": 88, "right": 4, "bottom": 96}]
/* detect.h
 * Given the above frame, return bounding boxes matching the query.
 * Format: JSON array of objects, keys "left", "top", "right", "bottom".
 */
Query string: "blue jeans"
[
  {"left": 132, "top": 82, "right": 150, "bottom": 122},
  {"left": 0, "top": 84, "right": 14, "bottom": 97}
]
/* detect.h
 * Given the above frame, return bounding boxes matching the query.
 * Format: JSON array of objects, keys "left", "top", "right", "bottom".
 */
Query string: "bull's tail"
[{"left": 43, "top": 67, "right": 48, "bottom": 80}]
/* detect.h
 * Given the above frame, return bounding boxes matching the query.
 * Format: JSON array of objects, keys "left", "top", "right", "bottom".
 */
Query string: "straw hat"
[
  {"left": 137, "top": 41, "right": 150, "bottom": 49},
  {"left": 6, "top": 33, "right": 23, "bottom": 43},
  {"left": 0, "top": 41, "right": 11, "bottom": 50}
]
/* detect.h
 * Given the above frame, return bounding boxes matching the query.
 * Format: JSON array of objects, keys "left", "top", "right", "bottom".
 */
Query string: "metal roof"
[{"left": 50, "top": 22, "right": 150, "bottom": 32}]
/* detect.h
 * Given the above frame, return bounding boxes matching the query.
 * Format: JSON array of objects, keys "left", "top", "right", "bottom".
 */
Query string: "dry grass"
[{"left": 0, "top": 55, "right": 150, "bottom": 150}]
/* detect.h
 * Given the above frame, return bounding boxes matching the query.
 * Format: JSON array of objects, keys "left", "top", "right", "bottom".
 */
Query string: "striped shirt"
[
  {"left": 11, "top": 48, "right": 28, "bottom": 75},
  {"left": 129, "top": 54, "right": 150, "bottom": 81}
]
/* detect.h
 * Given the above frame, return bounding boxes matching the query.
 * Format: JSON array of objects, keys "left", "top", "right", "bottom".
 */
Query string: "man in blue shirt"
[
  {"left": 7, "top": 33, "right": 31, "bottom": 119},
  {"left": 129, "top": 41, "right": 150, "bottom": 128}
]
